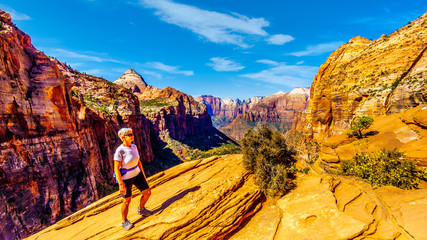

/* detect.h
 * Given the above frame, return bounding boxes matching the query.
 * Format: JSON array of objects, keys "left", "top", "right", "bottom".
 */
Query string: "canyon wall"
[
  {"left": 0, "top": 11, "right": 153, "bottom": 239},
  {"left": 294, "top": 13, "right": 427, "bottom": 140},
  {"left": 194, "top": 95, "right": 263, "bottom": 128},
  {"left": 115, "top": 70, "right": 230, "bottom": 156},
  {"left": 221, "top": 88, "right": 310, "bottom": 140}
]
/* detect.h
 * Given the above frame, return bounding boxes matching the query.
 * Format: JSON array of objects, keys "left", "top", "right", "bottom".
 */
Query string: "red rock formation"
[
  {"left": 221, "top": 88, "right": 310, "bottom": 140},
  {"left": 114, "top": 70, "right": 216, "bottom": 143},
  {"left": 0, "top": 10, "right": 153, "bottom": 239},
  {"left": 194, "top": 95, "right": 262, "bottom": 128},
  {"left": 295, "top": 13, "right": 427, "bottom": 140}
]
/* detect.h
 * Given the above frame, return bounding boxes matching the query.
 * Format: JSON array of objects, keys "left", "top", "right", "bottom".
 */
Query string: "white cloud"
[
  {"left": 49, "top": 49, "right": 125, "bottom": 63},
  {"left": 256, "top": 59, "right": 279, "bottom": 66},
  {"left": 0, "top": 4, "right": 31, "bottom": 21},
  {"left": 139, "top": 0, "right": 272, "bottom": 48},
  {"left": 146, "top": 61, "right": 194, "bottom": 76},
  {"left": 83, "top": 69, "right": 104, "bottom": 75},
  {"left": 289, "top": 41, "right": 344, "bottom": 57},
  {"left": 140, "top": 69, "right": 163, "bottom": 79},
  {"left": 207, "top": 57, "right": 245, "bottom": 72},
  {"left": 266, "top": 34, "right": 294, "bottom": 45},
  {"left": 241, "top": 62, "right": 318, "bottom": 88},
  {"left": 296, "top": 60, "right": 304, "bottom": 65}
]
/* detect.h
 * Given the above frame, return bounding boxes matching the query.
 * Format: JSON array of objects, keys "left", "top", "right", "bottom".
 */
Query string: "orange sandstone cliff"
[{"left": 293, "top": 13, "right": 427, "bottom": 140}]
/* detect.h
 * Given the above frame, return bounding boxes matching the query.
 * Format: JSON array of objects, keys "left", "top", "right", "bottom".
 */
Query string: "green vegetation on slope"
[
  {"left": 188, "top": 143, "right": 241, "bottom": 160},
  {"left": 341, "top": 149, "right": 427, "bottom": 189}
]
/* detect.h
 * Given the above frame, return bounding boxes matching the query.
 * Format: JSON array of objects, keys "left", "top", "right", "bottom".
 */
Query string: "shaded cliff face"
[
  {"left": 221, "top": 88, "right": 310, "bottom": 140},
  {"left": 298, "top": 13, "right": 427, "bottom": 140},
  {"left": 26, "top": 154, "right": 427, "bottom": 240},
  {"left": 194, "top": 95, "right": 263, "bottom": 128},
  {"left": 0, "top": 11, "right": 153, "bottom": 239}
]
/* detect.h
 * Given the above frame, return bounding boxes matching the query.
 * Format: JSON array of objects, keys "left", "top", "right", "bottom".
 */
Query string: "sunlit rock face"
[
  {"left": 194, "top": 95, "right": 262, "bottom": 129},
  {"left": 316, "top": 104, "right": 427, "bottom": 170},
  {"left": 0, "top": 10, "right": 153, "bottom": 239},
  {"left": 114, "top": 70, "right": 215, "bottom": 142},
  {"left": 26, "top": 155, "right": 264, "bottom": 240},
  {"left": 221, "top": 88, "right": 310, "bottom": 140},
  {"left": 295, "top": 13, "right": 427, "bottom": 140},
  {"left": 26, "top": 154, "right": 427, "bottom": 240}
]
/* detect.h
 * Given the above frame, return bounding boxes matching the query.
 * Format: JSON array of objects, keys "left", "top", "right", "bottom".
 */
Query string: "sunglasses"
[{"left": 125, "top": 133, "right": 134, "bottom": 137}]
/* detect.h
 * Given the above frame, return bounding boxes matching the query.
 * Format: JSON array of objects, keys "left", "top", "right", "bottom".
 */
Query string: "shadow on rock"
[{"left": 134, "top": 186, "right": 201, "bottom": 224}]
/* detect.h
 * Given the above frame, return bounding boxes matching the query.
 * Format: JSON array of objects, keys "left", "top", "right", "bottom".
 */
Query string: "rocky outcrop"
[
  {"left": 317, "top": 104, "right": 427, "bottom": 170},
  {"left": 267, "top": 173, "right": 427, "bottom": 239},
  {"left": 26, "top": 154, "right": 427, "bottom": 240},
  {"left": 194, "top": 95, "right": 263, "bottom": 128},
  {"left": 114, "top": 70, "right": 229, "bottom": 157},
  {"left": 113, "top": 68, "right": 148, "bottom": 94},
  {"left": 0, "top": 10, "right": 153, "bottom": 239},
  {"left": 297, "top": 13, "right": 427, "bottom": 140},
  {"left": 26, "top": 155, "right": 264, "bottom": 240},
  {"left": 221, "top": 88, "right": 310, "bottom": 140}
]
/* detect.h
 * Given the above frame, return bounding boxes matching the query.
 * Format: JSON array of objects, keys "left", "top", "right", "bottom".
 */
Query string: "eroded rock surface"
[
  {"left": 270, "top": 173, "right": 427, "bottom": 240},
  {"left": 26, "top": 155, "right": 263, "bottom": 240},
  {"left": 318, "top": 104, "right": 427, "bottom": 168},
  {"left": 26, "top": 155, "right": 427, "bottom": 240}
]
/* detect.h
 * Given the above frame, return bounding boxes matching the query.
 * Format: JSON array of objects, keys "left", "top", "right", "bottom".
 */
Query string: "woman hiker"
[{"left": 114, "top": 127, "right": 152, "bottom": 230}]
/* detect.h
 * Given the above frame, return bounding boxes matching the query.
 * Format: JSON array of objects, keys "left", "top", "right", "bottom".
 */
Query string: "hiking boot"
[
  {"left": 137, "top": 207, "right": 152, "bottom": 217},
  {"left": 122, "top": 219, "right": 133, "bottom": 231}
]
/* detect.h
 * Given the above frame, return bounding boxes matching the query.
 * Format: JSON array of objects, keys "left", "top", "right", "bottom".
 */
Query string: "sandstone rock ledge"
[
  {"left": 26, "top": 154, "right": 427, "bottom": 240},
  {"left": 231, "top": 172, "right": 427, "bottom": 240},
  {"left": 26, "top": 155, "right": 263, "bottom": 240}
]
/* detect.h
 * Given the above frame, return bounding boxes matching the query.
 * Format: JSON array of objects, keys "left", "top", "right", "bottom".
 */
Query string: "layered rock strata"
[
  {"left": 296, "top": 13, "right": 427, "bottom": 140},
  {"left": 26, "top": 155, "right": 263, "bottom": 240},
  {"left": 26, "top": 155, "right": 427, "bottom": 240},
  {"left": 114, "top": 70, "right": 228, "bottom": 158},
  {"left": 222, "top": 88, "right": 310, "bottom": 140},
  {"left": 0, "top": 11, "right": 153, "bottom": 239},
  {"left": 194, "top": 95, "right": 263, "bottom": 128}
]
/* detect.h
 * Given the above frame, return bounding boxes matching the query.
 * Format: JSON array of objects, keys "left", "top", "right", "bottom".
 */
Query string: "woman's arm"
[{"left": 114, "top": 160, "right": 126, "bottom": 195}]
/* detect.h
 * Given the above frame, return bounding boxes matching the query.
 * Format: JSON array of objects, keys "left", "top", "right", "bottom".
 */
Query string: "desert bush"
[
  {"left": 347, "top": 116, "right": 374, "bottom": 138},
  {"left": 242, "top": 123, "right": 296, "bottom": 197},
  {"left": 341, "top": 149, "right": 427, "bottom": 189}
]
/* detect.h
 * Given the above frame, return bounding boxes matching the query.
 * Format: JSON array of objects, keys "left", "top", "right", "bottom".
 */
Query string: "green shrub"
[
  {"left": 341, "top": 149, "right": 427, "bottom": 189},
  {"left": 139, "top": 99, "right": 172, "bottom": 108},
  {"left": 189, "top": 143, "right": 241, "bottom": 160},
  {"left": 242, "top": 124, "right": 296, "bottom": 197},
  {"left": 347, "top": 116, "right": 374, "bottom": 138}
]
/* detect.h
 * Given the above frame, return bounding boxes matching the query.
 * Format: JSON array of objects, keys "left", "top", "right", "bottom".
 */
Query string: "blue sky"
[{"left": 1, "top": 1, "right": 425, "bottom": 99}]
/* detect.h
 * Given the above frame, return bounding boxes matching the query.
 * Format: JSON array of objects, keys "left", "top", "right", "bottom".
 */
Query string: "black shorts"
[{"left": 122, "top": 172, "right": 150, "bottom": 198}]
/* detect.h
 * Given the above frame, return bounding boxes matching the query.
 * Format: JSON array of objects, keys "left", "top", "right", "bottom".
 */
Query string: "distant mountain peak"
[
  {"left": 114, "top": 69, "right": 148, "bottom": 93},
  {"left": 271, "top": 90, "right": 286, "bottom": 96},
  {"left": 290, "top": 87, "right": 310, "bottom": 95},
  {"left": 124, "top": 68, "right": 138, "bottom": 74}
]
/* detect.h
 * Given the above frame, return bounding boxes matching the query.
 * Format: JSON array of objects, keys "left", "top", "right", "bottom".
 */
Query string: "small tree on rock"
[{"left": 347, "top": 116, "right": 374, "bottom": 139}]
